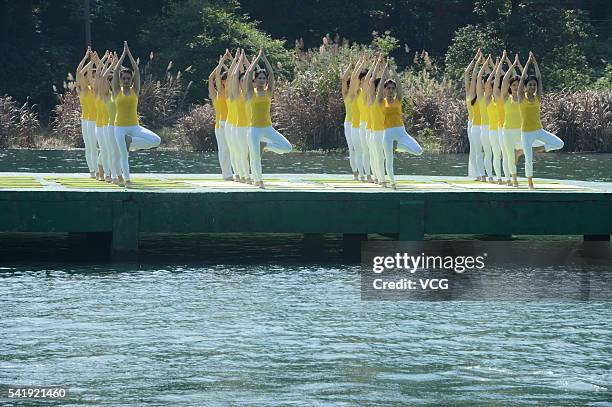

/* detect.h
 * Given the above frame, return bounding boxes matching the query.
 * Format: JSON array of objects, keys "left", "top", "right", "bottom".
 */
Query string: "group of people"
[
  {"left": 208, "top": 48, "right": 292, "bottom": 188},
  {"left": 340, "top": 54, "right": 424, "bottom": 189},
  {"left": 75, "top": 43, "right": 562, "bottom": 191},
  {"left": 464, "top": 49, "right": 564, "bottom": 189},
  {"left": 76, "top": 41, "right": 160, "bottom": 188}
]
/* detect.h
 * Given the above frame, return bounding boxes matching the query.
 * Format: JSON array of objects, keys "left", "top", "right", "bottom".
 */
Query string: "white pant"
[
  {"left": 247, "top": 126, "right": 292, "bottom": 182},
  {"left": 231, "top": 126, "right": 251, "bottom": 179},
  {"left": 351, "top": 126, "right": 364, "bottom": 177},
  {"left": 224, "top": 123, "right": 239, "bottom": 177},
  {"left": 370, "top": 130, "right": 385, "bottom": 183},
  {"left": 489, "top": 128, "right": 503, "bottom": 180},
  {"left": 469, "top": 123, "right": 485, "bottom": 177},
  {"left": 81, "top": 119, "right": 98, "bottom": 173},
  {"left": 114, "top": 125, "right": 161, "bottom": 181},
  {"left": 367, "top": 129, "right": 378, "bottom": 180},
  {"left": 521, "top": 128, "right": 564, "bottom": 177},
  {"left": 343, "top": 122, "right": 357, "bottom": 173},
  {"left": 105, "top": 125, "right": 121, "bottom": 180},
  {"left": 478, "top": 124, "right": 493, "bottom": 178},
  {"left": 96, "top": 125, "right": 111, "bottom": 177},
  {"left": 383, "top": 126, "right": 423, "bottom": 184},
  {"left": 215, "top": 121, "right": 232, "bottom": 179},
  {"left": 359, "top": 122, "right": 371, "bottom": 177}
]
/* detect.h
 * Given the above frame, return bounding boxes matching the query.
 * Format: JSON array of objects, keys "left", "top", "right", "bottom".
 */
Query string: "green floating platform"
[{"left": 0, "top": 172, "right": 611, "bottom": 259}]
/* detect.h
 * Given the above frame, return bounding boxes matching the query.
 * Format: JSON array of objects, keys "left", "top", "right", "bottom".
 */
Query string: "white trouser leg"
[
  {"left": 470, "top": 125, "right": 485, "bottom": 177},
  {"left": 81, "top": 119, "right": 95, "bottom": 173},
  {"left": 106, "top": 125, "right": 120, "bottom": 179},
  {"left": 503, "top": 128, "right": 521, "bottom": 176},
  {"left": 367, "top": 129, "right": 378, "bottom": 180},
  {"left": 344, "top": 122, "right": 356, "bottom": 173},
  {"left": 103, "top": 126, "right": 114, "bottom": 178},
  {"left": 489, "top": 129, "right": 502, "bottom": 180},
  {"left": 499, "top": 128, "right": 511, "bottom": 181},
  {"left": 235, "top": 126, "right": 250, "bottom": 179},
  {"left": 359, "top": 122, "right": 371, "bottom": 177},
  {"left": 114, "top": 125, "right": 161, "bottom": 181},
  {"left": 521, "top": 128, "right": 564, "bottom": 178},
  {"left": 467, "top": 121, "right": 476, "bottom": 177},
  {"left": 479, "top": 125, "right": 493, "bottom": 178},
  {"left": 96, "top": 126, "right": 110, "bottom": 177},
  {"left": 248, "top": 126, "right": 292, "bottom": 182},
  {"left": 351, "top": 126, "right": 364, "bottom": 177},
  {"left": 371, "top": 130, "right": 385, "bottom": 183},
  {"left": 86, "top": 120, "right": 98, "bottom": 171},
  {"left": 225, "top": 124, "right": 238, "bottom": 177},
  {"left": 383, "top": 126, "right": 423, "bottom": 185},
  {"left": 215, "top": 121, "right": 232, "bottom": 179}
]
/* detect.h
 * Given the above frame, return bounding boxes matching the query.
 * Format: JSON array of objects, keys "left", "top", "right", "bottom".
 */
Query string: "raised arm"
[
  {"left": 389, "top": 64, "right": 402, "bottom": 99},
  {"left": 517, "top": 54, "right": 531, "bottom": 102},
  {"left": 476, "top": 55, "right": 487, "bottom": 99},
  {"left": 367, "top": 55, "right": 383, "bottom": 104},
  {"left": 260, "top": 49, "right": 275, "bottom": 95},
  {"left": 123, "top": 41, "right": 140, "bottom": 94},
  {"left": 244, "top": 50, "right": 261, "bottom": 99},
  {"left": 75, "top": 48, "right": 91, "bottom": 93},
  {"left": 532, "top": 53, "right": 543, "bottom": 99},
  {"left": 501, "top": 56, "right": 517, "bottom": 100},
  {"left": 493, "top": 57, "right": 502, "bottom": 101},
  {"left": 112, "top": 48, "right": 126, "bottom": 97},
  {"left": 484, "top": 63, "right": 494, "bottom": 105},
  {"left": 348, "top": 56, "right": 364, "bottom": 100},
  {"left": 341, "top": 61, "right": 352, "bottom": 98},
  {"left": 469, "top": 51, "right": 482, "bottom": 100},
  {"left": 376, "top": 62, "right": 388, "bottom": 103},
  {"left": 209, "top": 55, "right": 225, "bottom": 98},
  {"left": 464, "top": 49, "right": 479, "bottom": 97}
]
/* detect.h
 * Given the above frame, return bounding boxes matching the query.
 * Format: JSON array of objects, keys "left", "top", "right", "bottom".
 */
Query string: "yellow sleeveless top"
[
  {"left": 95, "top": 98, "right": 108, "bottom": 127},
  {"left": 350, "top": 95, "right": 361, "bottom": 128},
  {"left": 79, "top": 92, "right": 88, "bottom": 119},
  {"left": 478, "top": 98, "right": 489, "bottom": 126},
  {"left": 487, "top": 98, "right": 498, "bottom": 130},
  {"left": 105, "top": 96, "right": 116, "bottom": 126},
  {"left": 466, "top": 97, "right": 473, "bottom": 121},
  {"left": 212, "top": 93, "right": 229, "bottom": 128},
  {"left": 114, "top": 87, "right": 139, "bottom": 127},
  {"left": 497, "top": 98, "right": 505, "bottom": 127},
  {"left": 383, "top": 97, "right": 403, "bottom": 129},
  {"left": 504, "top": 96, "right": 521, "bottom": 129},
  {"left": 370, "top": 100, "right": 385, "bottom": 131},
  {"left": 250, "top": 88, "right": 272, "bottom": 128},
  {"left": 235, "top": 92, "right": 249, "bottom": 127},
  {"left": 472, "top": 99, "right": 481, "bottom": 125},
  {"left": 85, "top": 88, "right": 97, "bottom": 121},
  {"left": 343, "top": 96, "right": 352, "bottom": 123},
  {"left": 520, "top": 96, "right": 542, "bottom": 132},
  {"left": 226, "top": 98, "right": 237, "bottom": 125},
  {"left": 357, "top": 91, "right": 368, "bottom": 125}
]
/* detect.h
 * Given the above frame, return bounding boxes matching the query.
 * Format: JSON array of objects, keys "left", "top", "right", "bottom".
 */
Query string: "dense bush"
[
  {"left": 170, "top": 103, "right": 216, "bottom": 152},
  {"left": 50, "top": 77, "right": 83, "bottom": 148},
  {"left": 0, "top": 95, "right": 40, "bottom": 149}
]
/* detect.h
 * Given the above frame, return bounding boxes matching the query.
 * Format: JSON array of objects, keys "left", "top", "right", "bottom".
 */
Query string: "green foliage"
[
  {"left": 594, "top": 65, "right": 612, "bottom": 90},
  {"left": 138, "top": 0, "right": 292, "bottom": 103}
]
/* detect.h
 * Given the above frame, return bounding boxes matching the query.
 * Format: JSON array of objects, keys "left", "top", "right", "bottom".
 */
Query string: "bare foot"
[
  {"left": 367, "top": 175, "right": 373, "bottom": 183},
  {"left": 506, "top": 180, "right": 512, "bottom": 186},
  {"left": 488, "top": 177, "right": 495, "bottom": 183},
  {"left": 513, "top": 181, "right": 519, "bottom": 188},
  {"left": 381, "top": 181, "right": 387, "bottom": 188},
  {"left": 118, "top": 180, "right": 125, "bottom": 187},
  {"left": 527, "top": 177, "right": 535, "bottom": 190},
  {"left": 125, "top": 180, "right": 133, "bottom": 189},
  {"left": 246, "top": 178, "right": 253, "bottom": 184},
  {"left": 112, "top": 178, "right": 119, "bottom": 185},
  {"left": 105, "top": 176, "right": 112, "bottom": 183},
  {"left": 353, "top": 172, "right": 359, "bottom": 181},
  {"left": 223, "top": 176, "right": 234, "bottom": 181},
  {"left": 89, "top": 172, "right": 96, "bottom": 179}
]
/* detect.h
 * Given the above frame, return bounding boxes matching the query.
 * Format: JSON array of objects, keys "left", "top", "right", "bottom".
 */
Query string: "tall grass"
[{"left": 0, "top": 95, "right": 40, "bottom": 149}]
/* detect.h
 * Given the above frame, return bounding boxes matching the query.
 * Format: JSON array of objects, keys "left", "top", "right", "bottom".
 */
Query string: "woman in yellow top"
[
  {"left": 486, "top": 57, "right": 504, "bottom": 183},
  {"left": 348, "top": 56, "right": 367, "bottom": 180},
  {"left": 100, "top": 52, "right": 122, "bottom": 184},
  {"left": 112, "top": 41, "right": 161, "bottom": 188},
  {"left": 76, "top": 47, "right": 98, "bottom": 178},
  {"left": 381, "top": 63, "right": 423, "bottom": 190},
  {"left": 244, "top": 49, "right": 292, "bottom": 188},
  {"left": 501, "top": 54, "right": 526, "bottom": 187},
  {"left": 341, "top": 61, "right": 358, "bottom": 179},
  {"left": 227, "top": 49, "right": 252, "bottom": 183},
  {"left": 209, "top": 51, "right": 232, "bottom": 180},
  {"left": 349, "top": 57, "right": 373, "bottom": 182},
  {"left": 366, "top": 54, "right": 386, "bottom": 185},
  {"left": 518, "top": 52, "right": 564, "bottom": 190},
  {"left": 93, "top": 51, "right": 114, "bottom": 182},
  {"left": 465, "top": 49, "right": 485, "bottom": 181},
  {"left": 476, "top": 55, "right": 495, "bottom": 182}
]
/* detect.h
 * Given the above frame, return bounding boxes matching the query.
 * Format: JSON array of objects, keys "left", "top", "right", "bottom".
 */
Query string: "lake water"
[{"left": 1, "top": 149, "right": 611, "bottom": 406}]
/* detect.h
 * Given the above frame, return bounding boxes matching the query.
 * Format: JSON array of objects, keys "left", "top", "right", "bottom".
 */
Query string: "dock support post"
[
  {"left": 112, "top": 200, "right": 139, "bottom": 260},
  {"left": 398, "top": 201, "right": 424, "bottom": 241},
  {"left": 583, "top": 234, "right": 611, "bottom": 241},
  {"left": 343, "top": 233, "right": 367, "bottom": 261}
]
